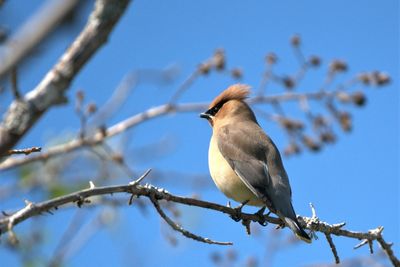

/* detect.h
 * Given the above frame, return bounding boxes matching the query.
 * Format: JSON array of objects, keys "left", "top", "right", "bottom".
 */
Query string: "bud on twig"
[
  {"left": 371, "top": 71, "right": 390, "bottom": 86},
  {"left": 98, "top": 125, "right": 107, "bottom": 137},
  {"left": 198, "top": 63, "right": 211, "bottom": 75},
  {"left": 336, "top": 91, "right": 351, "bottom": 103},
  {"left": 76, "top": 90, "right": 84, "bottom": 102},
  {"left": 75, "top": 90, "right": 85, "bottom": 112},
  {"left": 358, "top": 72, "right": 371, "bottom": 85},
  {"left": 282, "top": 76, "right": 295, "bottom": 89},
  {"left": 290, "top": 34, "right": 301, "bottom": 47},
  {"left": 313, "top": 115, "right": 327, "bottom": 129},
  {"left": 86, "top": 103, "right": 97, "bottom": 114},
  {"left": 358, "top": 71, "right": 390, "bottom": 86},
  {"left": 320, "top": 131, "right": 336, "bottom": 144},
  {"left": 280, "top": 118, "right": 304, "bottom": 131},
  {"left": 351, "top": 91, "right": 366, "bottom": 106},
  {"left": 309, "top": 55, "right": 321, "bottom": 67},
  {"left": 338, "top": 112, "right": 352, "bottom": 132},
  {"left": 302, "top": 135, "right": 321, "bottom": 151},
  {"left": 284, "top": 142, "right": 301, "bottom": 156},
  {"left": 330, "top": 60, "right": 348, "bottom": 73},
  {"left": 111, "top": 153, "right": 124, "bottom": 164},
  {"left": 265, "top": 53, "right": 277, "bottom": 65},
  {"left": 213, "top": 49, "right": 225, "bottom": 71},
  {"left": 231, "top": 68, "right": 243, "bottom": 79}
]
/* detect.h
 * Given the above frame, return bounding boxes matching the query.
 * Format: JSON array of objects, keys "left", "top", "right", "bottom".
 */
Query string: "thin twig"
[
  {"left": 257, "top": 63, "right": 273, "bottom": 96},
  {"left": 6, "top": 147, "right": 41, "bottom": 156},
  {"left": 310, "top": 202, "right": 317, "bottom": 219},
  {"left": 129, "top": 168, "right": 152, "bottom": 185},
  {"left": 89, "top": 67, "right": 178, "bottom": 127},
  {"left": 49, "top": 210, "right": 88, "bottom": 266},
  {"left": 0, "top": 90, "right": 344, "bottom": 171},
  {"left": 50, "top": 210, "right": 106, "bottom": 267},
  {"left": 169, "top": 70, "right": 200, "bottom": 104},
  {"left": 292, "top": 43, "right": 309, "bottom": 82},
  {"left": 10, "top": 67, "right": 20, "bottom": 99},
  {"left": 368, "top": 240, "right": 374, "bottom": 254},
  {"left": 149, "top": 193, "right": 232, "bottom": 246},
  {"left": 377, "top": 236, "right": 400, "bottom": 266},
  {"left": 87, "top": 143, "right": 136, "bottom": 178},
  {"left": 354, "top": 239, "right": 369, "bottom": 250},
  {"left": 0, "top": 0, "right": 80, "bottom": 78},
  {"left": 325, "top": 233, "right": 340, "bottom": 264}
]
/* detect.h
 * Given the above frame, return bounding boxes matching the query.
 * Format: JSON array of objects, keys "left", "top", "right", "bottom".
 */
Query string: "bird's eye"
[{"left": 207, "top": 103, "right": 223, "bottom": 116}]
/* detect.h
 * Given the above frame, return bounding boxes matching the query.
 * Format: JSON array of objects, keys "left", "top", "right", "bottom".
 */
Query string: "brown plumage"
[
  {"left": 200, "top": 84, "right": 312, "bottom": 243},
  {"left": 208, "top": 84, "right": 250, "bottom": 109}
]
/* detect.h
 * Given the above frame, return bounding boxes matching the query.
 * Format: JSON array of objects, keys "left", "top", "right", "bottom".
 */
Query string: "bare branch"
[
  {"left": 0, "top": 184, "right": 281, "bottom": 236},
  {"left": 168, "top": 70, "right": 201, "bottom": 104},
  {"left": 0, "top": 90, "right": 348, "bottom": 171},
  {"left": 377, "top": 234, "right": 399, "bottom": 266},
  {"left": 129, "top": 168, "right": 152, "bottom": 185},
  {"left": 0, "top": 0, "right": 80, "bottom": 78},
  {"left": 325, "top": 233, "right": 340, "bottom": 264},
  {"left": 6, "top": 146, "right": 41, "bottom": 156},
  {"left": 0, "top": 0, "right": 131, "bottom": 156},
  {"left": 49, "top": 210, "right": 88, "bottom": 266},
  {"left": 149, "top": 192, "right": 232, "bottom": 246},
  {"left": 0, "top": 176, "right": 398, "bottom": 265}
]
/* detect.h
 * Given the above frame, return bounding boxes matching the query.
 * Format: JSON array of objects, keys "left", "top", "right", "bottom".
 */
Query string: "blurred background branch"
[
  {"left": 0, "top": 0, "right": 130, "bottom": 157},
  {"left": 0, "top": 0, "right": 79, "bottom": 79},
  {"left": 0, "top": 44, "right": 390, "bottom": 170}
]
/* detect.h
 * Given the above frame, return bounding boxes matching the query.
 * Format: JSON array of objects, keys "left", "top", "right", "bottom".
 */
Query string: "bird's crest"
[{"left": 209, "top": 84, "right": 251, "bottom": 108}]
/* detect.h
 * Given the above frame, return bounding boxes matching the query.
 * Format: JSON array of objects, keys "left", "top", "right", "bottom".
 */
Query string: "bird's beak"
[{"left": 200, "top": 112, "right": 211, "bottom": 119}]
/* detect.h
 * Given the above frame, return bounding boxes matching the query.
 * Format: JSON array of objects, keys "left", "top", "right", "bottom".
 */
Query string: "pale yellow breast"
[{"left": 208, "top": 135, "right": 264, "bottom": 206}]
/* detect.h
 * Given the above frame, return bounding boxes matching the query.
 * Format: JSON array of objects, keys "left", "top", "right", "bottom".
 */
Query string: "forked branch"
[{"left": 0, "top": 171, "right": 398, "bottom": 266}]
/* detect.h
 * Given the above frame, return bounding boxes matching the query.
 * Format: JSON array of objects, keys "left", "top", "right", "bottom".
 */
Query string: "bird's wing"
[
  {"left": 216, "top": 124, "right": 273, "bottom": 203},
  {"left": 217, "top": 123, "right": 311, "bottom": 243}
]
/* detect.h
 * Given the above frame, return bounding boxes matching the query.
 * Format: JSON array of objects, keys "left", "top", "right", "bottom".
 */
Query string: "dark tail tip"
[
  {"left": 295, "top": 227, "right": 312, "bottom": 244},
  {"left": 284, "top": 218, "right": 312, "bottom": 244}
]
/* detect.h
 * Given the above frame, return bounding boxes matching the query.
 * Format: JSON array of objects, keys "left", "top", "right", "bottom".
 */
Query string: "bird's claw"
[
  {"left": 229, "top": 200, "right": 249, "bottom": 222},
  {"left": 275, "top": 222, "right": 286, "bottom": 229},
  {"left": 254, "top": 206, "right": 268, "bottom": 226}
]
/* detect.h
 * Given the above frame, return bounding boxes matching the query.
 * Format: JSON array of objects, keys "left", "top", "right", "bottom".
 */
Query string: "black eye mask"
[{"left": 206, "top": 102, "right": 224, "bottom": 116}]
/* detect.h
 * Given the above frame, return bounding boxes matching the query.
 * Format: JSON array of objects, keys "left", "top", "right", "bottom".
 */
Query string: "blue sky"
[{"left": 0, "top": 0, "right": 399, "bottom": 266}]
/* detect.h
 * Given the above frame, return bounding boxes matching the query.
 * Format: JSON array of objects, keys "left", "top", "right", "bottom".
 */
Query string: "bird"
[{"left": 200, "top": 84, "right": 311, "bottom": 243}]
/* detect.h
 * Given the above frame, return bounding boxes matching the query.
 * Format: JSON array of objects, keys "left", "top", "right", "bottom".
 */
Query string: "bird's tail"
[{"left": 284, "top": 217, "right": 312, "bottom": 243}]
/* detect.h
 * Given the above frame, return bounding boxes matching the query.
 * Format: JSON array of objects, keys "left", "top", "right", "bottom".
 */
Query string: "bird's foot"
[
  {"left": 229, "top": 200, "right": 249, "bottom": 222},
  {"left": 275, "top": 222, "right": 286, "bottom": 229},
  {"left": 254, "top": 206, "right": 268, "bottom": 226}
]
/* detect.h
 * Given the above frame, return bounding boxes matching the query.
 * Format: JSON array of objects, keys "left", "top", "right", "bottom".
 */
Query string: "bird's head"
[{"left": 200, "top": 84, "right": 257, "bottom": 127}]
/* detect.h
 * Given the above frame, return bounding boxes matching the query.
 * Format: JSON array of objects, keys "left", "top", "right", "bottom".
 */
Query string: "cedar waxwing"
[{"left": 200, "top": 84, "right": 311, "bottom": 243}]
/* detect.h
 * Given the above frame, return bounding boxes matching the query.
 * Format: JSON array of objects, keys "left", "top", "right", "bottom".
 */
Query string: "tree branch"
[
  {"left": 0, "top": 173, "right": 398, "bottom": 266},
  {"left": 0, "top": 90, "right": 343, "bottom": 171},
  {"left": 6, "top": 146, "right": 41, "bottom": 156},
  {"left": 325, "top": 233, "right": 340, "bottom": 264},
  {"left": 149, "top": 192, "right": 232, "bottom": 245},
  {"left": 0, "top": 0, "right": 131, "bottom": 157},
  {"left": 0, "top": 0, "right": 79, "bottom": 79},
  {"left": 377, "top": 235, "right": 399, "bottom": 266}
]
